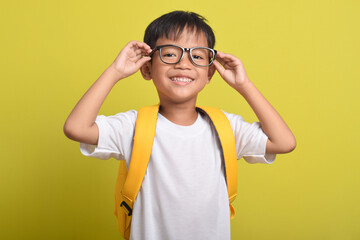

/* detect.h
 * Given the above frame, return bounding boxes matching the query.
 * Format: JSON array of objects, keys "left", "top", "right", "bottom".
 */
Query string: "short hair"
[{"left": 144, "top": 11, "right": 215, "bottom": 49}]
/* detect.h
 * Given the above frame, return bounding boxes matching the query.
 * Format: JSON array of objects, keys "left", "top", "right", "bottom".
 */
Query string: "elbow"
[
  {"left": 268, "top": 135, "right": 296, "bottom": 154},
  {"left": 287, "top": 137, "right": 297, "bottom": 153},
  {"left": 282, "top": 135, "right": 297, "bottom": 153},
  {"left": 63, "top": 121, "right": 73, "bottom": 140},
  {"left": 63, "top": 120, "right": 80, "bottom": 141},
  {"left": 63, "top": 120, "right": 98, "bottom": 145}
]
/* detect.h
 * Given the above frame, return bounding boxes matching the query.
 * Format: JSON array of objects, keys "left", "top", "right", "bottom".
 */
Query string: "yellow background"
[{"left": 1, "top": 0, "right": 359, "bottom": 239}]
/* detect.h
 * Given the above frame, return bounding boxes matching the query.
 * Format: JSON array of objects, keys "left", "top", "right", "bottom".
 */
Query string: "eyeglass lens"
[{"left": 160, "top": 46, "right": 214, "bottom": 66}]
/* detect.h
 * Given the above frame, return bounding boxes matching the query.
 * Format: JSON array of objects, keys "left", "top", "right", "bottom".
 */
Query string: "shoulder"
[
  {"left": 220, "top": 110, "right": 249, "bottom": 132},
  {"left": 97, "top": 109, "right": 138, "bottom": 122},
  {"left": 114, "top": 109, "right": 138, "bottom": 122},
  {"left": 219, "top": 110, "right": 258, "bottom": 136},
  {"left": 95, "top": 109, "right": 138, "bottom": 132},
  {"left": 221, "top": 110, "right": 245, "bottom": 123}
]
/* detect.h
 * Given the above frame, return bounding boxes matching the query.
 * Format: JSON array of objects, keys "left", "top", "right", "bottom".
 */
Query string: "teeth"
[{"left": 171, "top": 77, "right": 193, "bottom": 83}]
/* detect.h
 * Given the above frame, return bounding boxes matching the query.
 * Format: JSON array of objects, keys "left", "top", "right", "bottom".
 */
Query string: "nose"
[{"left": 174, "top": 51, "right": 193, "bottom": 69}]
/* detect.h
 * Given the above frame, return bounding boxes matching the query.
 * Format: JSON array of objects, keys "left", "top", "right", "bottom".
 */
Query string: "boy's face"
[{"left": 141, "top": 29, "right": 216, "bottom": 105}]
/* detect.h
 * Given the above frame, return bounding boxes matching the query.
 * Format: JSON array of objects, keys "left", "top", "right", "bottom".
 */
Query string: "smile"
[{"left": 170, "top": 77, "right": 194, "bottom": 83}]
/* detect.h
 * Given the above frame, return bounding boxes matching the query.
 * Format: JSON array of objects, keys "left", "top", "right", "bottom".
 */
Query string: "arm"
[
  {"left": 213, "top": 51, "right": 296, "bottom": 154},
  {"left": 63, "top": 41, "right": 152, "bottom": 145}
]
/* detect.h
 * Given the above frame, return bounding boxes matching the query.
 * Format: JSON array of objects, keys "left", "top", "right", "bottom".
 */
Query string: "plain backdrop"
[{"left": 0, "top": 0, "right": 359, "bottom": 239}]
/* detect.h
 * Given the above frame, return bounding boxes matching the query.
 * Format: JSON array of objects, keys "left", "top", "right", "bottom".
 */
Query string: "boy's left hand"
[
  {"left": 213, "top": 51, "right": 251, "bottom": 92},
  {"left": 213, "top": 51, "right": 296, "bottom": 154}
]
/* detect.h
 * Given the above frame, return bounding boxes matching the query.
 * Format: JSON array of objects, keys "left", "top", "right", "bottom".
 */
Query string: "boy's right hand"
[
  {"left": 110, "top": 41, "right": 152, "bottom": 81},
  {"left": 63, "top": 41, "right": 152, "bottom": 146}
]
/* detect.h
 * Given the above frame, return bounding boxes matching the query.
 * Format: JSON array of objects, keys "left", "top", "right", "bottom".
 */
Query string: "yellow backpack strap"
[
  {"left": 114, "top": 160, "right": 131, "bottom": 239},
  {"left": 197, "top": 106, "right": 238, "bottom": 219},
  {"left": 120, "top": 104, "right": 160, "bottom": 215},
  {"left": 114, "top": 104, "right": 159, "bottom": 240}
]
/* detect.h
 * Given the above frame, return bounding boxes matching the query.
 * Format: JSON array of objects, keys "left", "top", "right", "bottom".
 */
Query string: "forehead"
[{"left": 155, "top": 29, "right": 208, "bottom": 48}]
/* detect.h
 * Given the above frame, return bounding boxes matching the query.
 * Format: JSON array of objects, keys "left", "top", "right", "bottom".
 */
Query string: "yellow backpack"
[{"left": 114, "top": 105, "right": 238, "bottom": 240}]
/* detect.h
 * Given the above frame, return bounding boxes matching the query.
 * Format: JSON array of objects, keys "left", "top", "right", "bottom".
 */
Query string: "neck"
[{"left": 159, "top": 101, "right": 198, "bottom": 126}]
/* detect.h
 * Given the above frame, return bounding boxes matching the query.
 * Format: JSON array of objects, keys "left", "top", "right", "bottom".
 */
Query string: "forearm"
[
  {"left": 235, "top": 81, "right": 296, "bottom": 154},
  {"left": 63, "top": 65, "right": 120, "bottom": 143}
]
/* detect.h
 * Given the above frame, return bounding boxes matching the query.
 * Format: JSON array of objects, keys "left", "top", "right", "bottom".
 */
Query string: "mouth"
[{"left": 170, "top": 76, "right": 194, "bottom": 83}]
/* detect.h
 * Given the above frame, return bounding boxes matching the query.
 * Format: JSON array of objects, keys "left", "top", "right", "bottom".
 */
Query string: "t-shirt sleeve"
[
  {"left": 79, "top": 110, "right": 137, "bottom": 161},
  {"left": 223, "top": 111, "right": 276, "bottom": 164}
]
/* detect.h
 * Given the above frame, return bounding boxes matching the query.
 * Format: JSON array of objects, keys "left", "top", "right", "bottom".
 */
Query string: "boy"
[{"left": 64, "top": 11, "right": 296, "bottom": 240}]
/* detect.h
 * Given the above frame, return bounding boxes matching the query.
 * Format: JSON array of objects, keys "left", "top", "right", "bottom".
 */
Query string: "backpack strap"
[
  {"left": 120, "top": 104, "right": 160, "bottom": 216},
  {"left": 197, "top": 106, "right": 238, "bottom": 219}
]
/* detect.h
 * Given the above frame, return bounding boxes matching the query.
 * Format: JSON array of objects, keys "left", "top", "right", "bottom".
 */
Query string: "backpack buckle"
[{"left": 120, "top": 201, "right": 133, "bottom": 216}]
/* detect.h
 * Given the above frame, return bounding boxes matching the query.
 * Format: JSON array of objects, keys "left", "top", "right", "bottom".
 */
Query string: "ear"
[
  {"left": 207, "top": 64, "right": 216, "bottom": 83},
  {"left": 140, "top": 61, "right": 152, "bottom": 80}
]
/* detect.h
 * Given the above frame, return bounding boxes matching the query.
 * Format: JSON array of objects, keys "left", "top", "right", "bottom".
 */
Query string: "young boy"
[{"left": 64, "top": 11, "right": 296, "bottom": 240}]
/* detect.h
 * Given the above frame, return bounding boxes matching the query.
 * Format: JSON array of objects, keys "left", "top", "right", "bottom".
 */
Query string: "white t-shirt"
[{"left": 80, "top": 109, "right": 276, "bottom": 240}]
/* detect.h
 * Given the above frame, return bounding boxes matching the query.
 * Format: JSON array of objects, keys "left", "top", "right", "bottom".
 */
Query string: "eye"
[
  {"left": 163, "top": 53, "right": 177, "bottom": 58},
  {"left": 161, "top": 46, "right": 181, "bottom": 59},
  {"left": 191, "top": 48, "right": 208, "bottom": 61},
  {"left": 192, "top": 54, "right": 204, "bottom": 60}
]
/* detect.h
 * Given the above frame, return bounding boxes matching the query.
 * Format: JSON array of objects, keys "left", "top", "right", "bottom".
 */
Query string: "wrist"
[
  {"left": 94, "top": 65, "right": 123, "bottom": 88},
  {"left": 107, "top": 64, "right": 127, "bottom": 82},
  {"left": 234, "top": 78, "right": 254, "bottom": 95}
]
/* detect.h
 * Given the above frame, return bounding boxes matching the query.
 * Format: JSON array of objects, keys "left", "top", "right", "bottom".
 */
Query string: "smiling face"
[{"left": 141, "top": 29, "right": 216, "bottom": 106}]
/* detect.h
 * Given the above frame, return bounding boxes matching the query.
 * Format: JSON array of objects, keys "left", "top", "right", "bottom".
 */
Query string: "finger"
[
  {"left": 216, "top": 57, "right": 234, "bottom": 69},
  {"left": 216, "top": 51, "right": 241, "bottom": 63},
  {"left": 216, "top": 51, "right": 237, "bottom": 60},
  {"left": 216, "top": 52, "right": 242, "bottom": 69},
  {"left": 215, "top": 51, "right": 234, "bottom": 66},
  {"left": 127, "top": 41, "right": 151, "bottom": 55},
  {"left": 134, "top": 48, "right": 146, "bottom": 56},
  {"left": 134, "top": 46, "right": 153, "bottom": 58},
  {"left": 212, "top": 60, "right": 225, "bottom": 77},
  {"left": 132, "top": 41, "right": 152, "bottom": 52},
  {"left": 128, "top": 46, "right": 152, "bottom": 60},
  {"left": 135, "top": 56, "right": 151, "bottom": 68},
  {"left": 215, "top": 55, "right": 227, "bottom": 67}
]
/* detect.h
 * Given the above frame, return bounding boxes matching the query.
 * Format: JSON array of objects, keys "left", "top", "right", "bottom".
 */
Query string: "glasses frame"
[{"left": 149, "top": 44, "right": 217, "bottom": 67}]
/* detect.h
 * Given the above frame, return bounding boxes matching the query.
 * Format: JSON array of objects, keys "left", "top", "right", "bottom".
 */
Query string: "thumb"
[
  {"left": 135, "top": 56, "right": 151, "bottom": 68},
  {"left": 213, "top": 60, "right": 225, "bottom": 77}
]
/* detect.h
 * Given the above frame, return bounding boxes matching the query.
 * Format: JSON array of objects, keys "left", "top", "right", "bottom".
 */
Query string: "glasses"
[{"left": 149, "top": 44, "right": 217, "bottom": 67}]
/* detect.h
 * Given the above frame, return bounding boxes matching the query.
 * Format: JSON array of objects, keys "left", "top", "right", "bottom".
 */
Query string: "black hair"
[{"left": 144, "top": 11, "right": 215, "bottom": 49}]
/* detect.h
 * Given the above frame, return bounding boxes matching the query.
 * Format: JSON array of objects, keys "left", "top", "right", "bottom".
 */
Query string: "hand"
[
  {"left": 110, "top": 41, "right": 152, "bottom": 80},
  {"left": 213, "top": 51, "right": 251, "bottom": 92}
]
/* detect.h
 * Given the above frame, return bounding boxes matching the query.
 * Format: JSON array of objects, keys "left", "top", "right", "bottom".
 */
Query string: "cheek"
[
  {"left": 199, "top": 69, "right": 211, "bottom": 81},
  {"left": 151, "top": 67, "right": 166, "bottom": 81},
  {"left": 151, "top": 59, "right": 168, "bottom": 76}
]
